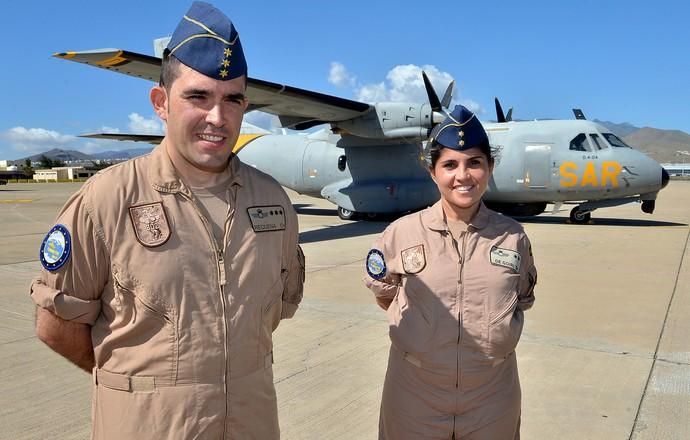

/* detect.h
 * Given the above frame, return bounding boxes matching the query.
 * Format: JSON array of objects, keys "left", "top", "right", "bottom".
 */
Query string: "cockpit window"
[
  {"left": 589, "top": 133, "right": 605, "bottom": 150},
  {"left": 602, "top": 133, "right": 632, "bottom": 148},
  {"left": 569, "top": 133, "right": 591, "bottom": 151}
]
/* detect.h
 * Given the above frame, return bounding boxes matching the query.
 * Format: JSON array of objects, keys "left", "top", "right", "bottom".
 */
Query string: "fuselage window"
[
  {"left": 589, "top": 133, "right": 605, "bottom": 150},
  {"left": 338, "top": 155, "right": 347, "bottom": 171},
  {"left": 569, "top": 133, "right": 591, "bottom": 151},
  {"left": 602, "top": 133, "right": 632, "bottom": 148}
]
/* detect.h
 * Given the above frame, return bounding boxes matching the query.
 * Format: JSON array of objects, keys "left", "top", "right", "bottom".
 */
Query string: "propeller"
[
  {"left": 422, "top": 71, "right": 454, "bottom": 126},
  {"left": 494, "top": 97, "right": 513, "bottom": 123}
]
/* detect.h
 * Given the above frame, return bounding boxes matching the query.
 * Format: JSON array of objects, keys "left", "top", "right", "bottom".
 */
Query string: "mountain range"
[{"left": 9, "top": 122, "right": 690, "bottom": 166}]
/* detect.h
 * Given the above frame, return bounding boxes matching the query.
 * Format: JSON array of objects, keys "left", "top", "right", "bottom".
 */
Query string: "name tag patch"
[
  {"left": 247, "top": 206, "right": 286, "bottom": 232},
  {"left": 490, "top": 246, "right": 521, "bottom": 273}
]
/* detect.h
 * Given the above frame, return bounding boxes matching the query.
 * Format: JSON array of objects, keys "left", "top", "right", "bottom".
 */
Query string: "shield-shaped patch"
[
  {"left": 401, "top": 244, "right": 426, "bottom": 274},
  {"left": 129, "top": 202, "right": 171, "bottom": 247}
]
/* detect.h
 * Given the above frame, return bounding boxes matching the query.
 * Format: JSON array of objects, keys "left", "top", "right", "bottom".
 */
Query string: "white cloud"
[
  {"left": 328, "top": 62, "right": 356, "bottom": 88},
  {"left": 2, "top": 126, "right": 76, "bottom": 153},
  {"left": 128, "top": 113, "right": 164, "bottom": 135},
  {"left": 99, "top": 125, "right": 121, "bottom": 134},
  {"left": 354, "top": 64, "right": 458, "bottom": 105},
  {"left": 345, "top": 64, "right": 487, "bottom": 115}
]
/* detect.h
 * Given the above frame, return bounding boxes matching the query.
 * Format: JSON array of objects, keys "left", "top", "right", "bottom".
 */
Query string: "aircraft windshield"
[
  {"left": 569, "top": 133, "right": 591, "bottom": 151},
  {"left": 602, "top": 133, "right": 632, "bottom": 148},
  {"left": 589, "top": 134, "right": 606, "bottom": 150}
]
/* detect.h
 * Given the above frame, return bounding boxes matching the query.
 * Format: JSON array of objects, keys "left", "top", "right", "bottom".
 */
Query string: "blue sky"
[{"left": 1, "top": 0, "right": 689, "bottom": 160}]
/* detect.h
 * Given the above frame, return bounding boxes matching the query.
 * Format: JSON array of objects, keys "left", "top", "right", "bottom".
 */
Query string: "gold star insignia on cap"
[
  {"left": 459, "top": 131, "right": 464, "bottom": 137},
  {"left": 224, "top": 48, "right": 232, "bottom": 57},
  {"left": 221, "top": 59, "right": 230, "bottom": 67},
  {"left": 459, "top": 140, "right": 465, "bottom": 147},
  {"left": 219, "top": 69, "right": 228, "bottom": 78}
]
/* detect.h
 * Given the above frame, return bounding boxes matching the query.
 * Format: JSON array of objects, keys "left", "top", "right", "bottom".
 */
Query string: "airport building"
[
  {"left": 661, "top": 163, "right": 690, "bottom": 177},
  {"left": 33, "top": 166, "right": 97, "bottom": 182}
]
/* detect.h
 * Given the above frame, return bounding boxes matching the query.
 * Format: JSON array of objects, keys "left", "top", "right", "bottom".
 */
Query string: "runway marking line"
[{"left": 0, "top": 199, "right": 33, "bottom": 204}]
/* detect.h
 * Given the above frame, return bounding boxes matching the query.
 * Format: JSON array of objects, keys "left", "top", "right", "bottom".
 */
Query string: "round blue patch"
[
  {"left": 39, "top": 224, "right": 72, "bottom": 272},
  {"left": 366, "top": 249, "right": 387, "bottom": 280}
]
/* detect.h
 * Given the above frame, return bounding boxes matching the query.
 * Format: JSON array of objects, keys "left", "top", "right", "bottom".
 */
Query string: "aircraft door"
[{"left": 524, "top": 144, "right": 551, "bottom": 188}]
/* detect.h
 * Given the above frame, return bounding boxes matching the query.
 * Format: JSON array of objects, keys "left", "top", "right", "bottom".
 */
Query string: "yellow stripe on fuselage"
[{"left": 232, "top": 134, "right": 265, "bottom": 154}]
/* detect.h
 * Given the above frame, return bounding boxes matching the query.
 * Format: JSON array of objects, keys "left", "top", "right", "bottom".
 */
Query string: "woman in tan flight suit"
[{"left": 364, "top": 105, "right": 537, "bottom": 439}]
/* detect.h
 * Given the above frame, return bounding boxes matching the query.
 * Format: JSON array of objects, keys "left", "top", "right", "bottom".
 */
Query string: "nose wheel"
[
  {"left": 569, "top": 206, "right": 591, "bottom": 224},
  {"left": 337, "top": 206, "right": 356, "bottom": 220}
]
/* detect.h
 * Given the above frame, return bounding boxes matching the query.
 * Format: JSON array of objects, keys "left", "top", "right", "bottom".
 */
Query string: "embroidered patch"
[
  {"left": 129, "top": 202, "right": 171, "bottom": 247},
  {"left": 366, "top": 249, "right": 386, "bottom": 279},
  {"left": 401, "top": 244, "right": 426, "bottom": 274},
  {"left": 39, "top": 224, "right": 72, "bottom": 271},
  {"left": 247, "top": 206, "right": 286, "bottom": 232},
  {"left": 490, "top": 246, "right": 521, "bottom": 273}
]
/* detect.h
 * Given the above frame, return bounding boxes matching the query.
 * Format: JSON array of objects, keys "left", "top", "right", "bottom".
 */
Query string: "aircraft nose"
[{"left": 661, "top": 167, "right": 670, "bottom": 189}]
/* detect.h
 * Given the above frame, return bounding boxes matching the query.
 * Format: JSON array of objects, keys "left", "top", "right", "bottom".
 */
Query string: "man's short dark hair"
[{"left": 159, "top": 52, "right": 182, "bottom": 90}]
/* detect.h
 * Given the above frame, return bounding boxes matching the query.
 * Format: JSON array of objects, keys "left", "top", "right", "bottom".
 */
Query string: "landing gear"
[
  {"left": 337, "top": 206, "right": 356, "bottom": 220},
  {"left": 569, "top": 206, "right": 591, "bottom": 224}
]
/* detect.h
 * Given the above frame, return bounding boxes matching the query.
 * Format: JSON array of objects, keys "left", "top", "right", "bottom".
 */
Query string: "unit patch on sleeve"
[
  {"left": 489, "top": 246, "right": 522, "bottom": 273},
  {"left": 366, "top": 249, "right": 387, "bottom": 279},
  {"left": 39, "top": 224, "right": 72, "bottom": 271},
  {"left": 401, "top": 244, "right": 426, "bottom": 274},
  {"left": 247, "top": 206, "right": 286, "bottom": 232},
  {"left": 129, "top": 202, "right": 171, "bottom": 247}
]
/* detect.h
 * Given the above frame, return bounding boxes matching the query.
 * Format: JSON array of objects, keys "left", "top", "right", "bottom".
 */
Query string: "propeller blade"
[
  {"left": 495, "top": 97, "right": 506, "bottom": 123},
  {"left": 506, "top": 108, "right": 513, "bottom": 122},
  {"left": 422, "top": 71, "right": 442, "bottom": 112},
  {"left": 441, "top": 80, "right": 455, "bottom": 109}
]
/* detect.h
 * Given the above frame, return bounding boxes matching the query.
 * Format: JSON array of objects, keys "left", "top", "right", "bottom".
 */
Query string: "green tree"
[
  {"left": 38, "top": 155, "right": 53, "bottom": 168},
  {"left": 22, "top": 158, "right": 33, "bottom": 173}
]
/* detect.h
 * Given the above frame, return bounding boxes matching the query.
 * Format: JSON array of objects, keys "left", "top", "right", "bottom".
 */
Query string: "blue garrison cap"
[
  {"left": 432, "top": 105, "right": 489, "bottom": 151},
  {"left": 166, "top": 1, "right": 247, "bottom": 81}
]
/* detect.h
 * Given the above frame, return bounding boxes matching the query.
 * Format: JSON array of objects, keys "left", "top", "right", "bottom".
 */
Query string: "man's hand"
[{"left": 35, "top": 307, "right": 95, "bottom": 373}]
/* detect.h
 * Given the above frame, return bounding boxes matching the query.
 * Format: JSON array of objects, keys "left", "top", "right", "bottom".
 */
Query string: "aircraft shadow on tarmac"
[
  {"left": 516, "top": 215, "right": 686, "bottom": 227},
  {"left": 299, "top": 221, "right": 388, "bottom": 244},
  {"left": 293, "top": 204, "right": 338, "bottom": 217}
]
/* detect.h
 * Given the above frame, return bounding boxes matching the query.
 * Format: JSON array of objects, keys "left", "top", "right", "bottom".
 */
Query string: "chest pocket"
[
  {"left": 387, "top": 276, "right": 438, "bottom": 355},
  {"left": 483, "top": 265, "right": 523, "bottom": 359},
  {"left": 109, "top": 269, "right": 179, "bottom": 379}
]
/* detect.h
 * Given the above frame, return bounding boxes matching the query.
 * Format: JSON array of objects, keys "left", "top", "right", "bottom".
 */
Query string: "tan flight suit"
[
  {"left": 30, "top": 143, "right": 305, "bottom": 439},
  {"left": 364, "top": 201, "right": 536, "bottom": 440}
]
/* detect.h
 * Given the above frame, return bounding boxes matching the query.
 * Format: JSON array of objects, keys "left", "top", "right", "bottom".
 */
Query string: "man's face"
[{"left": 151, "top": 62, "right": 248, "bottom": 173}]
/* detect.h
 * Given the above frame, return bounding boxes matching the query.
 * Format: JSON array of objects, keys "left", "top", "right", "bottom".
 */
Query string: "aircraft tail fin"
[{"left": 573, "top": 109, "right": 586, "bottom": 120}]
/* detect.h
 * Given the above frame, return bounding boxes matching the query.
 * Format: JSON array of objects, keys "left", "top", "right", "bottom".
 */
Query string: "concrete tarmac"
[{"left": 1, "top": 181, "right": 689, "bottom": 439}]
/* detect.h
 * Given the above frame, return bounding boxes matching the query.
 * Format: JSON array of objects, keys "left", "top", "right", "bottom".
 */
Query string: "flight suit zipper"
[
  {"left": 452, "top": 231, "right": 467, "bottom": 392},
  {"left": 179, "top": 189, "right": 231, "bottom": 437}
]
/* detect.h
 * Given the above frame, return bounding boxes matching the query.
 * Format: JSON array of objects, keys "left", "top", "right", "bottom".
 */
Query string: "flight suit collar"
[
  {"left": 147, "top": 141, "right": 244, "bottom": 194},
  {"left": 423, "top": 200, "right": 490, "bottom": 232}
]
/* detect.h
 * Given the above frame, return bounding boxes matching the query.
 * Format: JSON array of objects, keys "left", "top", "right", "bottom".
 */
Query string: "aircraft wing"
[
  {"left": 80, "top": 133, "right": 163, "bottom": 144},
  {"left": 54, "top": 49, "right": 372, "bottom": 129}
]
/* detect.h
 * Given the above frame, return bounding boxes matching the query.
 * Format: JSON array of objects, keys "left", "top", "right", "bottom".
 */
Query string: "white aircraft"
[{"left": 54, "top": 46, "right": 669, "bottom": 223}]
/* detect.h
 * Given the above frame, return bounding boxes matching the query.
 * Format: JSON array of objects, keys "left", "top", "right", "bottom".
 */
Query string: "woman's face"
[{"left": 430, "top": 146, "right": 493, "bottom": 220}]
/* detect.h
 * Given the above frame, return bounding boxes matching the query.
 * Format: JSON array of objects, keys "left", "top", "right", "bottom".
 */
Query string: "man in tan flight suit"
[{"left": 30, "top": 2, "right": 304, "bottom": 439}]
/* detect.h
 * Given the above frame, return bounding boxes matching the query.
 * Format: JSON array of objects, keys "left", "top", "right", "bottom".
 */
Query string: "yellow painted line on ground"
[{"left": 0, "top": 199, "right": 33, "bottom": 204}]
